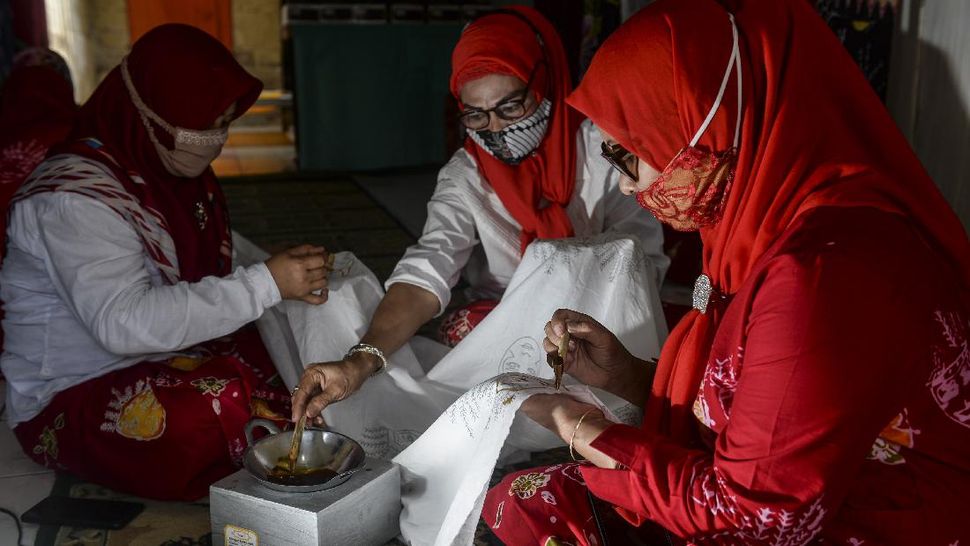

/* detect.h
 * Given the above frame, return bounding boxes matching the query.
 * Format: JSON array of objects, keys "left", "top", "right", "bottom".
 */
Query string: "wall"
[
  {"left": 232, "top": 0, "right": 281, "bottom": 90},
  {"left": 45, "top": 0, "right": 129, "bottom": 102},
  {"left": 888, "top": 0, "right": 970, "bottom": 230},
  {"left": 45, "top": 0, "right": 282, "bottom": 103}
]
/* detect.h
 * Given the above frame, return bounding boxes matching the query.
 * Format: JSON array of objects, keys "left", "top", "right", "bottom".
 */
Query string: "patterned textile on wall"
[{"left": 816, "top": 0, "right": 898, "bottom": 101}]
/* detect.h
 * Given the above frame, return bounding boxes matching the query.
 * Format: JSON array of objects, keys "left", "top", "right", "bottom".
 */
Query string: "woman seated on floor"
[
  {"left": 0, "top": 25, "right": 330, "bottom": 501},
  {"left": 0, "top": 48, "right": 78, "bottom": 351},
  {"left": 290, "top": 6, "right": 668, "bottom": 424},
  {"left": 485, "top": 0, "right": 970, "bottom": 544}
]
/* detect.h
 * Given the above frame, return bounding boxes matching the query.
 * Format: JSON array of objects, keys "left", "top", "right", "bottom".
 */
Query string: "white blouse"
[
  {"left": 387, "top": 120, "right": 669, "bottom": 313},
  {"left": 1, "top": 187, "right": 281, "bottom": 426}
]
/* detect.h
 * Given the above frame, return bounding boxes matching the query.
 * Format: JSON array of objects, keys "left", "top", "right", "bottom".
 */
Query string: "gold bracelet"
[{"left": 569, "top": 409, "right": 597, "bottom": 461}]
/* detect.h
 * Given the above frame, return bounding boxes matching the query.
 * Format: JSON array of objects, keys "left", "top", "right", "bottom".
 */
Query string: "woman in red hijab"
[
  {"left": 0, "top": 48, "right": 77, "bottom": 351},
  {"left": 484, "top": 0, "right": 970, "bottom": 544},
  {"left": 290, "top": 6, "right": 667, "bottom": 425},
  {"left": 1, "top": 25, "right": 330, "bottom": 500},
  {"left": 0, "top": 48, "right": 75, "bottom": 189}
]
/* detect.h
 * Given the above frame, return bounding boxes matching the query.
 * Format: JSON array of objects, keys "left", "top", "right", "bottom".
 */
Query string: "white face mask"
[
  {"left": 121, "top": 57, "right": 228, "bottom": 178},
  {"left": 467, "top": 99, "right": 551, "bottom": 165}
]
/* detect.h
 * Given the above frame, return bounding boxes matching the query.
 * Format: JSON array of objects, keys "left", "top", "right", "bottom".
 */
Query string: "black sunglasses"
[
  {"left": 600, "top": 141, "right": 639, "bottom": 181},
  {"left": 459, "top": 62, "right": 544, "bottom": 131}
]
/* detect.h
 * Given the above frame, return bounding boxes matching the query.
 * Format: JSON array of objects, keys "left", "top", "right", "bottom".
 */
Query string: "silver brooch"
[
  {"left": 194, "top": 201, "right": 208, "bottom": 230},
  {"left": 692, "top": 274, "right": 713, "bottom": 314}
]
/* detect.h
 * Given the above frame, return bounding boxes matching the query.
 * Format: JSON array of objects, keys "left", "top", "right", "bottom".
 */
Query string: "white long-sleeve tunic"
[
  {"left": 386, "top": 120, "right": 669, "bottom": 313},
  {"left": 1, "top": 164, "right": 281, "bottom": 426}
]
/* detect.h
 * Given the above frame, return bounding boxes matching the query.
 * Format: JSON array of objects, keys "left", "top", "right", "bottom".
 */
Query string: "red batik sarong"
[
  {"left": 484, "top": 462, "right": 676, "bottom": 546},
  {"left": 13, "top": 326, "right": 289, "bottom": 501},
  {"left": 438, "top": 299, "right": 499, "bottom": 347}
]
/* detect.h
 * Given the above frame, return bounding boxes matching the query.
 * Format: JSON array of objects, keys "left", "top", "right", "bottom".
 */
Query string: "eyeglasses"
[
  {"left": 601, "top": 141, "right": 639, "bottom": 181},
  {"left": 459, "top": 63, "right": 543, "bottom": 131}
]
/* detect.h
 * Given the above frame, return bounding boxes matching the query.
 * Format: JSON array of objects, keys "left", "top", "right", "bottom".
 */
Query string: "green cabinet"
[{"left": 291, "top": 23, "right": 462, "bottom": 171}]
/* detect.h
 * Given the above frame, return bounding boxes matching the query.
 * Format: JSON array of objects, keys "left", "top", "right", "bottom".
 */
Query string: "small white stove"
[{"left": 210, "top": 457, "right": 400, "bottom": 545}]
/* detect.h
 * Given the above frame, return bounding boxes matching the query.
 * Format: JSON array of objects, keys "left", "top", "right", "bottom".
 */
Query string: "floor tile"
[
  {"left": 0, "top": 381, "right": 52, "bottom": 481},
  {"left": 0, "top": 472, "right": 57, "bottom": 546},
  {"left": 0, "top": 421, "right": 49, "bottom": 479}
]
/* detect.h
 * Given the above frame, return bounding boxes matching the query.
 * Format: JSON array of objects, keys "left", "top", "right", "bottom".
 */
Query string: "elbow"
[
  {"left": 91, "top": 317, "right": 142, "bottom": 355},
  {"left": 92, "top": 314, "right": 153, "bottom": 355}
]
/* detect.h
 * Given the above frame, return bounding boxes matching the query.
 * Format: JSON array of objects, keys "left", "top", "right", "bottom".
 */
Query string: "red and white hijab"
[{"left": 14, "top": 24, "right": 262, "bottom": 284}]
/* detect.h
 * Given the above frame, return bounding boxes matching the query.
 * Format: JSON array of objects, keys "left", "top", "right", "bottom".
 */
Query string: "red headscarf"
[
  {"left": 568, "top": 0, "right": 970, "bottom": 442},
  {"left": 0, "top": 49, "right": 76, "bottom": 151},
  {"left": 0, "top": 47, "right": 76, "bottom": 198},
  {"left": 450, "top": 6, "right": 584, "bottom": 253},
  {"left": 0, "top": 49, "right": 77, "bottom": 351},
  {"left": 64, "top": 24, "right": 261, "bottom": 282}
]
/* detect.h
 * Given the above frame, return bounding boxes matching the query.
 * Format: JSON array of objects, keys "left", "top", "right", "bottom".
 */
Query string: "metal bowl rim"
[{"left": 243, "top": 428, "right": 366, "bottom": 492}]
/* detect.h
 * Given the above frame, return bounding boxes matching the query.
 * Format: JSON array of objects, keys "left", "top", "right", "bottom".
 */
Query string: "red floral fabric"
[
  {"left": 567, "top": 0, "right": 970, "bottom": 447},
  {"left": 537, "top": 0, "right": 970, "bottom": 542},
  {"left": 438, "top": 299, "right": 499, "bottom": 348},
  {"left": 637, "top": 146, "right": 737, "bottom": 232},
  {"left": 484, "top": 462, "right": 678, "bottom": 546},
  {"left": 485, "top": 463, "right": 607, "bottom": 546},
  {"left": 487, "top": 208, "right": 970, "bottom": 545},
  {"left": 13, "top": 326, "right": 290, "bottom": 501}
]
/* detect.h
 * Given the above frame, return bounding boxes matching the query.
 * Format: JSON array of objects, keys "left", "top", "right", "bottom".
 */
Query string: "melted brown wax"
[{"left": 267, "top": 464, "right": 339, "bottom": 486}]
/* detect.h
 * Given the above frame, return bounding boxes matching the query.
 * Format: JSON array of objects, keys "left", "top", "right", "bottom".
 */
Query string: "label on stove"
[{"left": 225, "top": 524, "right": 259, "bottom": 546}]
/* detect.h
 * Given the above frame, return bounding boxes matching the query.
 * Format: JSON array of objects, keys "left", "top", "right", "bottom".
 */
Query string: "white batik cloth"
[
  {"left": 393, "top": 372, "right": 619, "bottom": 546},
  {"left": 234, "top": 232, "right": 666, "bottom": 545},
  {"left": 239, "top": 232, "right": 666, "bottom": 456}
]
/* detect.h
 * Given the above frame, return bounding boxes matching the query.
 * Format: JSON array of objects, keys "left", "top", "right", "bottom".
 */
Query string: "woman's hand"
[
  {"left": 519, "top": 394, "right": 619, "bottom": 469},
  {"left": 290, "top": 351, "right": 381, "bottom": 423},
  {"left": 543, "top": 309, "right": 652, "bottom": 406},
  {"left": 266, "top": 244, "right": 330, "bottom": 305},
  {"left": 519, "top": 393, "right": 598, "bottom": 436}
]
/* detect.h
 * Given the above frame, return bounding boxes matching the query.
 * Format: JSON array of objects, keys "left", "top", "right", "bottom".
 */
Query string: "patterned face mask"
[
  {"left": 467, "top": 99, "right": 551, "bottom": 165},
  {"left": 121, "top": 57, "right": 229, "bottom": 178},
  {"left": 637, "top": 14, "right": 743, "bottom": 232}
]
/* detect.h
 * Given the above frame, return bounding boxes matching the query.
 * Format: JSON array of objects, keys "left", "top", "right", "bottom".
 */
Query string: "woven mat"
[
  {"left": 33, "top": 474, "right": 210, "bottom": 546},
  {"left": 221, "top": 173, "right": 416, "bottom": 283}
]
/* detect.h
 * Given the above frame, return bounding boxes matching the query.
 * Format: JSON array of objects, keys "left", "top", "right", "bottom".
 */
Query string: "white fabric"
[
  {"left": 262, "top": 235, "right": 662, "bottom": 545},
  {"left": 387, "top": 120, "right": 669, "bottom": 314},
  {"left": 394, "top": 372, "right": 620, "bottom": 546},
  {"left": 0, "top": 191, "right": 281, "bottom": 426},
  {"left": 271, "top": 233, "right": 664, "bottom": 463},
  {"left": 232, "top": 233, "right": 307, "bottom": 390}
]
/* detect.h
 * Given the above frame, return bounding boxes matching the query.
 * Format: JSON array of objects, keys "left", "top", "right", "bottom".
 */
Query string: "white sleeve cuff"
[
  {"left": 385, "top": 268, "right": 451, "bottom": 317},
  {"left": 245, "top": 262, "right": 282, "bottom": 308}
]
